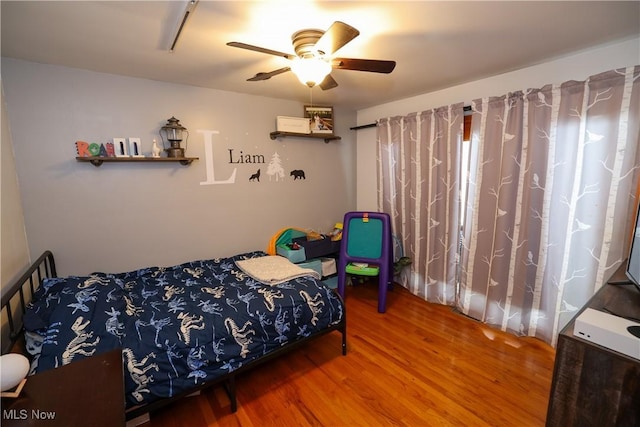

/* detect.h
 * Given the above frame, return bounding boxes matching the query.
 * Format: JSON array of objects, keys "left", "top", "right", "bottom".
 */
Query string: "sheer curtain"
[
  {"left": 377, "top": 104, "right": 464, "bottom": 304},
  {"left": 459, "top": 66, "right": 640, "bottom": 345}
]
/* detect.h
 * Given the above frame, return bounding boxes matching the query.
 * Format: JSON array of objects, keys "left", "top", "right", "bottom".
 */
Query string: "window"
[{"left": 460, "top": 113, "right": 472, "bottom": 227}]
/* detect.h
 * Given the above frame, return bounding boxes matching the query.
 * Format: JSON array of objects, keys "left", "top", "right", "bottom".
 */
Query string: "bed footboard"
[{"left": 1, "top": 251, "right": 57, "bottom": 354}]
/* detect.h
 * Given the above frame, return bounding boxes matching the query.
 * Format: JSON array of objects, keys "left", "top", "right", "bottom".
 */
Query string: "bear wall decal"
[{"left": 290, "top": 170, "right": 306, "bottom": 180}]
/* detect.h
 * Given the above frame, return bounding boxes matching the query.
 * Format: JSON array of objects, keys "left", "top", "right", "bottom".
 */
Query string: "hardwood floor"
[{"left": 143, "top": 283, "right": 556, "bottom": 427}]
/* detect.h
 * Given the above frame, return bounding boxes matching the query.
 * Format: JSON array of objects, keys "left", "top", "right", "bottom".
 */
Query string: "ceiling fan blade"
[
  {"left": 332, "top": 58, "right": 396, "bottom": 73},
  {"left": 227, "top": 42, "right": 296, "bottom": 60},
  {"left": 246, "top": 67, "right": 291, "bottom": 81},
  {"left": 319, "top": 74, "right": 338, "bottom": 91},
  {"left": 314, "top": 21, "right": 360, "bottom": 56}
]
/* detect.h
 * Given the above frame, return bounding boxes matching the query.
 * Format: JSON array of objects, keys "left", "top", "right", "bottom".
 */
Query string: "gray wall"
[
  {"left": 1, "top": 80, "right": 31, "bottom": 346},
  {"left": 2, "top": 58, "right": 356, "bottom": 276},
  {"left": 1, "top": 83, "right": 30, "bottom": 288}
]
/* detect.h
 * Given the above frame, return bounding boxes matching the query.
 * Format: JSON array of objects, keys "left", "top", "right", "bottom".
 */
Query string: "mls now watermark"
[{"left": 3, "top": 409, "right": 57, "bottom": 420}]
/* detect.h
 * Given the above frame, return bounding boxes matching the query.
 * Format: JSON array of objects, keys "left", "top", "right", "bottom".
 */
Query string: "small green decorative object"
[{"left": 89, "top": 143, "right": 101, "bottom": 156}]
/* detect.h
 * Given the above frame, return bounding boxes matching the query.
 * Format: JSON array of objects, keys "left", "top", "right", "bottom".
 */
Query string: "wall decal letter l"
[{"left": 198, "top": 129, "right": 237, "bottom": 185}]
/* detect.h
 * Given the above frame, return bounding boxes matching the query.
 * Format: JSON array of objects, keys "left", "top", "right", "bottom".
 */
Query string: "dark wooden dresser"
[
  {"left": 1, "top": 349, "right": 125, "bottom": 426},
  {"left": 546, "top": 264, "right": 640, "bottom": 426}
]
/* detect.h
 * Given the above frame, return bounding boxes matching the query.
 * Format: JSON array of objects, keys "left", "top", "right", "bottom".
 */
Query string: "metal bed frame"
[{"left": 1, "top": 250, "right": 57, "bottom": 354}]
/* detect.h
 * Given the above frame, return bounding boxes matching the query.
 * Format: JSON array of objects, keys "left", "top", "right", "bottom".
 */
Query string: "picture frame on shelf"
[
  {"left": 128, "top": 137, "right": 144, "bottom": 157},
  {"left": 113, "top": 138, "right": 128, "bottom": 157},
  {"left": 304, "top": 105, "right": 334, "bottom": 134}
]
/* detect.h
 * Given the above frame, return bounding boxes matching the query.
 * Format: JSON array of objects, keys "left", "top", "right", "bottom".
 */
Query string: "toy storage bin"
[
  {"left": 320, "top": 257, "right": 337, "bottom": 277},
  {"left": 296, "top": 259, "right": 322, "bottom": 276},
  {"left": 322, "top": 276, "right": 338, "bottom": 289},
  {"left": 292, "top": 236, "right": 340, "bottom": 259},
  {"left": 276, "top": 245, "right": 306, "bottom": 263}
]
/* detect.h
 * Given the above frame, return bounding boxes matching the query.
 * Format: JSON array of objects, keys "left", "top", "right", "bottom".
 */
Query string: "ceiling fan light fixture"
[
  {"left": 290, "top": 57, "right": 332, "bottom": 88},
  {"left": 227, "top": 21, "right": 395, "bottom": 91}
]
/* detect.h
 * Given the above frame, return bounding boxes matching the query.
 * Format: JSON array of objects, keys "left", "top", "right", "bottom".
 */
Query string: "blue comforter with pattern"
[{"left": 24, "top": 251, "right": 344, "bottom": 408}]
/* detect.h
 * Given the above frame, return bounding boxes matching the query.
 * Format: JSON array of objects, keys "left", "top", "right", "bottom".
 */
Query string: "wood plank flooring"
[{"left": 143, "top": 283, "right": 556, "bottom": 427}]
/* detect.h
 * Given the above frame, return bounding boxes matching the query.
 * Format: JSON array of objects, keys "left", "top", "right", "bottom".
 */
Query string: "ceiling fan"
[{"left": 227, "top": 21, "right": 396, "bottom": 90}]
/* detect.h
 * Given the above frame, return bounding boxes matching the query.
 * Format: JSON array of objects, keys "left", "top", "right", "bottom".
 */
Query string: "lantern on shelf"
[{"left": 159, "top": 116, "right": 189, "bottom": 158}]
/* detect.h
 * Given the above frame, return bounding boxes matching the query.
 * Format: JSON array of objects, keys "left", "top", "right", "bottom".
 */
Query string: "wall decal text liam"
[
  {"left": 228, "top": 149, "right": 265, "bottom": 164},
  {"left": 198, "top": 130, "right": 306, "bottom": 185}
]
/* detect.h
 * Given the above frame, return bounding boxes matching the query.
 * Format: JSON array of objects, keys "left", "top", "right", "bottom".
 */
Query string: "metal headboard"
[{"left": 1, "top": 251, "right": 57, "bottom": 354}]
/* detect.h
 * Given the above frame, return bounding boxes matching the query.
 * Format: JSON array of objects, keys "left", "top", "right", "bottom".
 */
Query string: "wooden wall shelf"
[
  {"left": 76, "top": 157, "right": 198, "bottom": 167},
  {"left": 269, "top": 131, "right": 341, "bottom": 144}
]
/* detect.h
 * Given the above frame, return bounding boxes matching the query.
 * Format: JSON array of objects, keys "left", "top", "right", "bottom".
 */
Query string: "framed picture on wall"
[
  {"left": 128, "top": 137, "right": 144, "bottom": 157},
  {"left": 113, "top": 138, "right": 128, "bottom": 157},
  {"left": 304, "top": 105, "right": 334, "bottom": 134}
]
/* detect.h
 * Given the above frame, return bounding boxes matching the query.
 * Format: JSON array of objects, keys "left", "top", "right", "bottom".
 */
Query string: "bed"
[{"left": 1, "top": 250, "right": 346, "bottom": 420}]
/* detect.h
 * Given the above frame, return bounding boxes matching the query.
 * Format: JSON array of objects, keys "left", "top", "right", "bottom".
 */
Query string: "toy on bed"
[{"left": 2, "top": 250, "right": 346, "bottom": 420}]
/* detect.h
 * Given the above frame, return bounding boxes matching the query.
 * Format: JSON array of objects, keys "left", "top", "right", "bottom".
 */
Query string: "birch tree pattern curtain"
[
  {"left": 377, "top": 104, "right": 464, "bottom": 304},
  {"left": 459, "top": 66, "right": 640, "bottom": 345}
]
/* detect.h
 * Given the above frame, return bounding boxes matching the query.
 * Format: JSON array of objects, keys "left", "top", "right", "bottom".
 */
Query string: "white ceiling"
[{"left": 2, "top": 1, "right": 639, "bottom": 110}]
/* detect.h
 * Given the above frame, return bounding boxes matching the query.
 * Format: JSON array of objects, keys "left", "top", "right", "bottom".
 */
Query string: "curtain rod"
[
  {"left": 351, "top": 105, "right": 472, "bottom": 131},
  {"left": 350, "top": 123, "right": 377, "bottom": 130}
]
